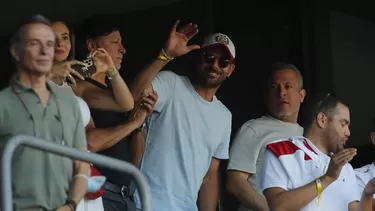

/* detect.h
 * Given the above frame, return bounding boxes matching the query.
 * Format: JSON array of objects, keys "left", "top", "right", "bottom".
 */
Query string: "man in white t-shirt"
[
  {"left": 355, "top": 117, "right": 375, "bottom": 207},
  {"left": 130, "top": 21, "right": 235, "bottom": 211},
  {"left": 259, "top": 93, "right": 375, "bottom": 211},
  {"left": 226, "top": 62, "right": 305, "bottom": 211}
]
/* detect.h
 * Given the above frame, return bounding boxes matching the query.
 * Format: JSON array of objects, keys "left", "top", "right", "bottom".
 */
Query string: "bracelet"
[
  {"left": 106, "top": 69, "right": 118, "bottom": 79},
  {"left": 158, "top": 48, "right": 174, "bottom": 61},
  {"left": 315, "top": 178, "right": 322, "bottom": 205},
  {"left": 65, "top": 199, "right": 77, "bottom": 211},
  {"left": 74, "top": 173, "right": 89, "bottom": 180}
]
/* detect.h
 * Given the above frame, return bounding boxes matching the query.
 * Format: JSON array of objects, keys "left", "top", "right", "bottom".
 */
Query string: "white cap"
[{"left": 201, "top": 33, "right": 235, "bottom": 59}]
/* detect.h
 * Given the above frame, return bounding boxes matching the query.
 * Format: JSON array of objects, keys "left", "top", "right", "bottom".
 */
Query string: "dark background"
[{"left": 0, "top": 0, "right": 374, "bottom": 210}]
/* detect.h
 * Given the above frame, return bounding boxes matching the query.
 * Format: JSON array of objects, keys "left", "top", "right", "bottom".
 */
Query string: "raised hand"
[
  {"left": 163, "top": 20, "right": 201, "bottom": 58},
  {"left": 49, "top": 60, "right": 86, "bottom": 86},
  {"left": 91, "top": 48, "right": 117, "bottom": 75},
  {"left": 324, "top": 148, "right": 357, "bottom": 181}
]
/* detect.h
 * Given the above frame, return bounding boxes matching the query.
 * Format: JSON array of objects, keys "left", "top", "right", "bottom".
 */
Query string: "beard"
[
  {"left": 272, "top": 110, "right": 293, "bottom": 121},
  {"left": 322, "top": 125, "right": 345, "bottom": 154},
  {"left": 190, "top": 67, "right": 227, "bottom": 88}
]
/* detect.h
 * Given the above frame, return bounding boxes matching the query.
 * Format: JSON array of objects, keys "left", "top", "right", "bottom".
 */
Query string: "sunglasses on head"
[
  {"left": 315, "top": 93, "right": 337, "bottom": 114},
  {"left": 203, "top": 52, "right": 231, "bottom": 68}
]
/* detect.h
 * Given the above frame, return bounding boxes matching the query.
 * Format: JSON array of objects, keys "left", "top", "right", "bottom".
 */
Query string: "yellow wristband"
[
  {"left": 158, "top": 53, "right": 168, "bottom": 61},
  {"left": 316, "top": 178, "right": 322, "bottom": 205},
  {"left": 157, "top": 48, "right": 174, "bottom": 61}
]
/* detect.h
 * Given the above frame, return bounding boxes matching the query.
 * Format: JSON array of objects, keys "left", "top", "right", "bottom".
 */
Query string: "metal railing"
[{"left": 1, "top": 135, "right": 151, "bottom": 211}]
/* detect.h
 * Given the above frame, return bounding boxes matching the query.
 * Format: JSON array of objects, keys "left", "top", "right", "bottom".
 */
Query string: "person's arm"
[
  {"left": 106, "top": 69, "right": 134, "bottom": 111},
  {"left": 262, "top": 148, "right": 357, "bottom": 211},
  {"left": 128, "top": 92, "right": 157, "bottom": 166},
  {"left": 260, "top": 149, "right": 331, "bottom": 211},
  {"left": 353, "top": 166, "right": 373, "bottom": 211},
  {"left": 67, "top": 146, "right": 91, "bottom": 206},
  {"left": 85, "top": 118, "right": 140, "bottom": 152},
  {"left": 58, "top": 102, "right": 90, "bottom": 211},
  {"left": 199, "top": 118, "right": 231, "bottom": 211},
  {"left": 227, "top": 172, "right": 269, "bottom": 211},
  {"left": 130, "top": 20, "right": 200, "bottom": 101},
  {"left": 346, "top": 164, "right": 369, "bottom": 211},
  {"left": 85, "top": 92, "right": 158, "bottom": 152},
  {"left": 264, "top": 177, "right": 334, "bottom": 211},
  {"left": 356, "top": 193, "right": 374, "bottom": 211},
  {"left": 226, "top": 124, "right": 269, "bottom": 211},
  {"left": 198, "top": 158, "right": 220, "bottom": 211},
  {"left": 130, "top": 130, "right": 145, "bottom": 166},
  {"left": 73, "top": 47, "right": 134, "bottom": 112},
  {"left": 130, "top": 57, "right": 170, "bottom": 101},
  {"left": 354, "top": 179, "right": 375, "bottom": 211},
  {"left": 73, "top": 73, "right": 133, "bottom": 112}
]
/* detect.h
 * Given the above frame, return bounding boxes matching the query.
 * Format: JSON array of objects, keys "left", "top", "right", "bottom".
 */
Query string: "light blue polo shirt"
[{"left": 135, "top": 71, "right": 232, "bottom": 211}]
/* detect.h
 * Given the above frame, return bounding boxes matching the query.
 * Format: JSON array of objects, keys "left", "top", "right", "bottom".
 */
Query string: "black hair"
[
  {"left": 303, "top": 93, "right": 349, "bottom": 130},
  {"left": 83, "top": 15, "right": 121, "bottom": 41}
]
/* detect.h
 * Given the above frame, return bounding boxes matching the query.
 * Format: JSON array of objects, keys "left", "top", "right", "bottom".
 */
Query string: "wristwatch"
[{"left": 136, "top": 122, "right": 146, "bottom": 132}]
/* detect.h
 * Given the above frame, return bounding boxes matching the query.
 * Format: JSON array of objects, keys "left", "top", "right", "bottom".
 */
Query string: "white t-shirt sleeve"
[
  {"left": 213, "top": 115, "right": 232, "bottom": 160},
  {"left": 355, "top": 164, "right": 375, "bottom": 199},
  {"left": 345, "top": 164, "right": 361, "bottom": 204},
  {"left": 259, "top": 149, "right": 289, "bottom": 192},
  {"left": 227, "top": 123, "right": 260, "bottom": 174},
  {"left": 151, "top": 71, "right": 177, "bottom": 112}
]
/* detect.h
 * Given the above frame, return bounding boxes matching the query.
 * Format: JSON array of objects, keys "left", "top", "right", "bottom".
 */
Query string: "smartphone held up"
[{"left": 67, "top": 56, "right": 97, "bottom": 85}]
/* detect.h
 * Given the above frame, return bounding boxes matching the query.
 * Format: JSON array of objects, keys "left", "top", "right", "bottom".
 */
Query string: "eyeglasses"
[
  {"left": 315, "top": 93, "right": 336, "bottom": 114},
  {"left": 203, "top": 52, "right": 231, "bottom": 68}
]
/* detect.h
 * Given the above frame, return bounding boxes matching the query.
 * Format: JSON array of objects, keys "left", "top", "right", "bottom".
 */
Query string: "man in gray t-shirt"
[
  {"left": 226, "top": 62, "right": 306, "bottom": 211},
  {"left": 131, "top": 21, "right": 236, "bottom": 211}
]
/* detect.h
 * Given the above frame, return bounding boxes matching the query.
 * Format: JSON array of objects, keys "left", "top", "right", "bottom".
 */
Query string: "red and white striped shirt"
[{"left": 259, "top": 136, "right": 360, "bottom": 211}]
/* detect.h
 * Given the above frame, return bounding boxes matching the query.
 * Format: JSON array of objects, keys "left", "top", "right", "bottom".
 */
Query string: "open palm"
[{"left": 164, "top": 20, "right": 201, "bottom": 58}]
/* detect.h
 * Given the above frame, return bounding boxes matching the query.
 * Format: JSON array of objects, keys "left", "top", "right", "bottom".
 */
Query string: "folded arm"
[{"left": 85, "top": 118, "right": 139, "bottom": 152}]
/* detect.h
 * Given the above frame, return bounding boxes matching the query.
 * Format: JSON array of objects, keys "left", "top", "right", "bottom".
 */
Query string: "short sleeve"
[
  {"left": 259, "top": 149, "right": 289, "bottom": 192},
  {"left": 72, "top": 100, "right": 87, "bottom": 149},
  {"left": 345, "top": 164, "right": 361, "bottom": 203},
  {"left": 227, "top": 123, "right": 261, "bottom": 174},
  {"left": 151, "top": 71, "right": 177, "bottom": 112},
  {"left": 355, "top": 164, "right": 375, "bottom": 199},
  {"left": 213, "top": 115, "right": 232, "bottom": 159}
]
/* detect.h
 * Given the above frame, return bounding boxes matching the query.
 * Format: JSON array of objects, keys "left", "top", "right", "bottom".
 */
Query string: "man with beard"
[
  {"left": 226, "top": 62, "right": 305, "bottom": 211},
  {"left": 259, "top": 93, "right": 375, "bottom": 211},
  {"left": 130, "top": 21, "right": 235, "bottom": 211}
]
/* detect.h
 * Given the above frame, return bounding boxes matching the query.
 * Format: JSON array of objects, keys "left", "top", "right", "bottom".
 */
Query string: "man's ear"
[
  {"left": 10, "top": 45, "right": 20, "bottom": 62},
  {"left": 86, "top": 39, "right": 97, "bottom": 54},
  {"left": 371, "top": 132, "right": 375, "bottom": 146},
  {"left": 316, "top": 112, "right": 328, "bottom": 129},
  {"left": 300, "top": 89, "right": 307, "bottom": 103},
  {"left": 227, "top": 64, "right": 235, "bottom": 77}
]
